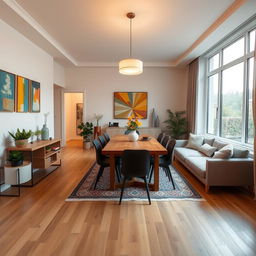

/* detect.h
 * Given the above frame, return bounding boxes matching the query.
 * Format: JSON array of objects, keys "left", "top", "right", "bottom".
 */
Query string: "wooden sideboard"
[
  {"left": 106, "top": 127, "right": 162, "bottom": 138},
  {"left": 7, "top": 139, "right": 61, "bottom": 186}
]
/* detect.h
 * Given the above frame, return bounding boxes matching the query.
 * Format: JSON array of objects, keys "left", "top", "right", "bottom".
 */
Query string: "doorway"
[{"left": 64, "top": 92, "right": 84, "bottom": 144}]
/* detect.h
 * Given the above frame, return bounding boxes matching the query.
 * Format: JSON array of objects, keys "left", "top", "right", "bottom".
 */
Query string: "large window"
[{"left": 206, "top": 27, "right": 255, "bottom": 145}]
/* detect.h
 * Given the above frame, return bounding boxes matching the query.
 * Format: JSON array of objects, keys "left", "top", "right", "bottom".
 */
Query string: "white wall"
[
  {"left": 64, "top": 93, "right": 83, "bottom": 141},
  {"left": 0, "top": 19, "right": 54, "bottom": 166},
  {"left": 54, "top": 61, "right": 66, "bottom": 88},
  {"left": 65, "top": 67, "right": 187, "bottom": 128}
]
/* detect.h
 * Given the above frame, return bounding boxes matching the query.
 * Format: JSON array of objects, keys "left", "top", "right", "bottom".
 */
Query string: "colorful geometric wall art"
[
  {"left": 16, "top": 76, "right": 29, "bottom": 112},
  {"left": 0, "top": 70, "right": 15, "bottom": 112},
  {"left": 114, "top": 92, "right": 148, "bottom": 119},
  {"left": 30, "top": 80, "right": 40, "bottom": 112}
]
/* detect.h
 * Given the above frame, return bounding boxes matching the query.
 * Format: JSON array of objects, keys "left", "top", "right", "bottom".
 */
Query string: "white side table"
[{"left": 1, "top": 161, "right": 31, "bottom": 196}]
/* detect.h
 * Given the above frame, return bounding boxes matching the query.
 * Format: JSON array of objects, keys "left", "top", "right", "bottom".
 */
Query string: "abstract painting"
[
  {"left": 0, "top": 70, "right": 15, "bottom": 112},
  {"left": 16, "top": 76, "right": 29, "bottom": 112},
  {"left": 76, "top": 103, "right": 83, "bottom": 135},
  {"left": 30, "top": 80, "right": 40, "bottom": 112},
  {"left": 114, "top": 92, "right": 147, "bottom": 119}
]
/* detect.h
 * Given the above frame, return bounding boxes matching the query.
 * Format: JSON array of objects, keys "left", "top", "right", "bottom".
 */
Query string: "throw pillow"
[
  {"left": 232, "top": 148, "right": 249, "bottom": 158},
  {"left": 213, "top": 140, "right": 228, "bottom": 151},
  {"left": 198, "top": 143, "right": 217, "bottom": 157},
  {"left": 212, "top": 144, "right": 233, "bottom": 159},
  {"left": 185, "top": 133, "right": 204, "bottom": 150},
  {"left": 203, "top": 138, "right": 215, "bottom": 146}
]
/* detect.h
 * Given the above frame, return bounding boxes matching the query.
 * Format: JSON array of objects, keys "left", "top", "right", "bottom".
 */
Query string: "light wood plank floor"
[{"left": 0, "top": 140, "right": 255, "bottom": 256}]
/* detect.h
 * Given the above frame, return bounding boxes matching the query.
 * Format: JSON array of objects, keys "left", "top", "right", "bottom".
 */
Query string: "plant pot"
[
  {"left": 127, "top": 130, "right": 139, "bottom": 142},
  {"left": 83, "top": 141, "right": 91, "bottom": 149},
  {"left": 15, "top": 139, "right": 28, "bottom": 148},
  {"left": 11, "top": 160, "right": 23, "bottom": 167}
]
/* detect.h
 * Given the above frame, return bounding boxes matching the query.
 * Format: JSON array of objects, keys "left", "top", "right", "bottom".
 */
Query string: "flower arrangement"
[{"left": 127, "top": 116, "right": 142, "bottom": 131}]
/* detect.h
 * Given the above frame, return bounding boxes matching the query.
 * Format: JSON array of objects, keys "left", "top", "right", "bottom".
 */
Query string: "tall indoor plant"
[
  {"left": 77, "top": 122, "right": 93, "bottom": 149},
  {"left": 164, "top": 110, "right": 188, "bottom": 139}
]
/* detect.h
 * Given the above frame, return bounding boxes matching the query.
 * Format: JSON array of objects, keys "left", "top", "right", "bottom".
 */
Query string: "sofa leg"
[{"left": 205, "top": 185, "right": 210, "bottom": 193}]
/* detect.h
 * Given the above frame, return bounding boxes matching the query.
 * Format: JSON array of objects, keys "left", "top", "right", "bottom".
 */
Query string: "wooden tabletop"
[
  {"left": 102, "top": 135, "right": 167, "bottom": 155},
  {"left": 7, "top": 139, "right": 61, "bottom": 151}
]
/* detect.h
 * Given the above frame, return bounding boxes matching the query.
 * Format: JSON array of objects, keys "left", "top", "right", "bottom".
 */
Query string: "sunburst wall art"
[{"left": 114, "top": 92, "right": 147, "bottom": 119}]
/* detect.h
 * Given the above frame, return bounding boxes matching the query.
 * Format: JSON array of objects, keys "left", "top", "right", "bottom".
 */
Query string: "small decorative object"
[
  {"left": 0, "top": 69, "right": 15, "bottom": 112},
  {"left": 8, "top": 151, "right": 24, "bottom": 167},
  {"left": 16, "top": 76, "right": 29, "bottom": 112},
  {"left": 151, "top": 108, "right": 160, "bottom": 127},
  {"left": 77, "top": 122, "right": 93, "bottom": 149},
  {"left": 41, "top": 112, "right": 50, "bottom": 140},
  {"left": 164, "top": 110, "right": 188, "bottom": 139},
  {"left": 126, "top": 116, "right": 142, "bottom": 141},
  {"left": 46, "top": 146, "right": 51, "bottom": 153},
  {"left": 8, "top": 128, "right": 32, "bottom": 148},
  {"left": 30, "top": 80, "right": 40, "bottom": 112},
  {"left": 34, "top": 129, "right": 41, "bottom": 140},
  {"left": 114, "top": 92, "right": 147, "bottom": 119},
  {"left": 30, "top": 132, "right": 35, "bottom": 144},
  {"left": 76, "top": 103, "right": 83, "bottom": 135},
  {"left": 94, "top": 113, "right": 103, "bottom": 138}
]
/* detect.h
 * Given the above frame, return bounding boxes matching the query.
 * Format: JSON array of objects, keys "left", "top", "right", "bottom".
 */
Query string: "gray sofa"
[{"left": 174, "top": 139, "right": 254, "bottom": 192}]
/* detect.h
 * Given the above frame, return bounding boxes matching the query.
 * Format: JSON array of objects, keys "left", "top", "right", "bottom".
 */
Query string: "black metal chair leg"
[
  {"left": 143, "top": 177, "right": 151, "bottom": 205},
  {"left": 167, "top": 166, "right": 175, "bottom": 189},
  {"left": 149, "top": 165, "right": 154, "bottom": 183},
  {"left": 119, "top": 177, "right": 127, "bottom": 205},
  {"left": 94, "top": 165, "right": 105, "bottom": 189},
  {"left": 115, "top": 163, "right": 121, "bottom": 183}
]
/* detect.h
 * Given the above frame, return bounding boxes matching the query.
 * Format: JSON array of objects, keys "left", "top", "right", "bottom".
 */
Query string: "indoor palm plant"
[
  {"left": 8, "top": 128, "right": 32, "bottom": 148},
  {"left": 164, "top": 110, "right": 188, "bottom": 139},
  {"left": 77, "top": 122, "right": 93, "bottom": 149}
]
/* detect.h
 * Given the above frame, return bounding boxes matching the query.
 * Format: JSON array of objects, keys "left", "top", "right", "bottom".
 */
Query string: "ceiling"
[{"left": 0, "top": 0, "right": 255, "bottom": 67}]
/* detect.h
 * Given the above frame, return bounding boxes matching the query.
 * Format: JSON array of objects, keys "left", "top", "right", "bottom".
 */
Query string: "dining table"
[{"left": 102, "top": 135, "right": 167, "bottom": 191}]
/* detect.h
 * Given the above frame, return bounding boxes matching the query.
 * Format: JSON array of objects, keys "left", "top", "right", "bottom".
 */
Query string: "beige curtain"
[
  {"left": 187, "top": 58, "right": 199, "bottom": 134},
  {"left": 253, "top": 32, "right": 256, "bottom": 199}
]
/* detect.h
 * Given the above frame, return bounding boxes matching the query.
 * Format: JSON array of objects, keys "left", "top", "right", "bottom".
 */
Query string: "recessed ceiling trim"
[
  {"left": 173, "top": 0, "right": 247, "bottom": 66},
  {"left": 3, "top": 0, "right": 78, "bottom": 66},
  {"left": 76, "top": 61, "right": 175, "bottom": 67}
]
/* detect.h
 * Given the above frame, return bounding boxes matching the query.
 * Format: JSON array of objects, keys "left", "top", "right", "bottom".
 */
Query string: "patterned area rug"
[{"left": 66, "top": 163, "right": 202, "bottom": 201}]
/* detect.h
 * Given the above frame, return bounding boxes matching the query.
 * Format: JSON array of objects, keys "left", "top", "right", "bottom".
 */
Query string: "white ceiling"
[{"left": 0, "top": 0, "right": 255, "bottom": 67}]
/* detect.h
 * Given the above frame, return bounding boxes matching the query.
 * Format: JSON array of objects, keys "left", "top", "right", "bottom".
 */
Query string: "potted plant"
[
  {"left": 77, "top": 122, "right": 93, "bottom": 149},
  {"left": 164, "top": 110, "right": 188, "bottom": 139},
  {"left": 8, "top": 129, "right": 32, "bottom": 148},
  {"left": 94, "top": 114, "right": 103, "bottom": 137},
  {"left": 8, "top": 151, "right": 24, "bottom": 167},
  {"left": 34, "top": 129, "right": 42, "bottom": 141}
]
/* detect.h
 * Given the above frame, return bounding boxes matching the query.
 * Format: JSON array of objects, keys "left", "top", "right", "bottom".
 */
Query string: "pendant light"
[{"left": 119, "top": 12, "right": 143, "bottom": 75}]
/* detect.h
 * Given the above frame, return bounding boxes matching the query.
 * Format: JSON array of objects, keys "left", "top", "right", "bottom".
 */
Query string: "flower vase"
[
  {"left": 128, "top": 130, "right": 139, "bottom": 142},
  {"left": 41, "top": 124, "right": 49, "bottom": 140}
]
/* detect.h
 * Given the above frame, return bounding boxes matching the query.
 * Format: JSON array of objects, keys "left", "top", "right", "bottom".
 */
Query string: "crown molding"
[{"left": 3, "top": 0, "right": 78, "bottom": 66}]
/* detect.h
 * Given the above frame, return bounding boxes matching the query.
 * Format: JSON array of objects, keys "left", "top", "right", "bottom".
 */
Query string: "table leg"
[
  {"left": 153, "top": 154, "right": 159, "bottom": 191},
  {"left": 109, "top": 154, "right": 115, "bottom": 190}
]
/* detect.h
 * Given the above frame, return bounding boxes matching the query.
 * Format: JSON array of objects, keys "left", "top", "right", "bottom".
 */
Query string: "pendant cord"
[{"left": 130, "top": 18, "right": 132, "bottom": 58}]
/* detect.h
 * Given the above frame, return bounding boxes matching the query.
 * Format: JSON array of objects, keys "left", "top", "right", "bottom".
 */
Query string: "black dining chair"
[
  {"left": 161, "top": 135, "right": 171, "bottom": 148},
  {"left": 149, "top": 139, "right": 176, "bottom": 189},
  {"left": 98, "top": 135, "right": 107, "bottom": 147},
  {"left": 103, "top": 133, "right": 110, "bottom": 142},
  {"left": 92, "top": 139, "right": 121, "bottom": 189},
  {"left": 157, "top": 132, "right": 165, "bottom": 143},
  {"left": 119, "top": 150, "right": 151, "bottom": 205}
]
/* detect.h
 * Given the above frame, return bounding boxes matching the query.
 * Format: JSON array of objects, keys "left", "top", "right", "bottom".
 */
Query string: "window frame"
[{"left": 204, "top": 19, "right": 256, "bottom": 148}]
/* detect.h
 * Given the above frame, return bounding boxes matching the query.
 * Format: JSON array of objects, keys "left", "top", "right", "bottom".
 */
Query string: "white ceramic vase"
[{"left": 128, "top": 130, "right": 139, "bottom": 142}]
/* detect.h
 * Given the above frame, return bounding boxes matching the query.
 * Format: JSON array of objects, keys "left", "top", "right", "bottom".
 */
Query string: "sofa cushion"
[
  {"left": 203, "top": 138, "right": 215, "bottom": 146},
  {"left": 198, "top": 143, "right": 217, "bottom": 157},
  {"left": 174, "top": 147, "right": 205, "bottom": 162},
  {"left": 185, "top": 133, "right": 204, "bottom": 150},
  {"left": 212, "top": 144, "right": 233, "bottom": 159},
  {"left": 184, "top": 157, "right": 210, "bottom": 179},
  {"left": 232, "top": 148, "right": 249, "bottom": 158},
  {"left": 212, "top": 140, "right": 228, "bottom": 150}
]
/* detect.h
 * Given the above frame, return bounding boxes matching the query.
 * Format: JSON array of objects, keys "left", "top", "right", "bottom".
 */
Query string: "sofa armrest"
[
  {"left": 206, "top": 158, "right": 254, "bottom": 186},
  {"left": 175, "top": 140, "right": 188, "bottom": 148}
]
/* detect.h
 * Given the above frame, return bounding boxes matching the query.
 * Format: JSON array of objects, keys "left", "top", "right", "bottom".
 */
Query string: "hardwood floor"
[{"left": 0, "top": 140, "right": 255, "bottom": 256}]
